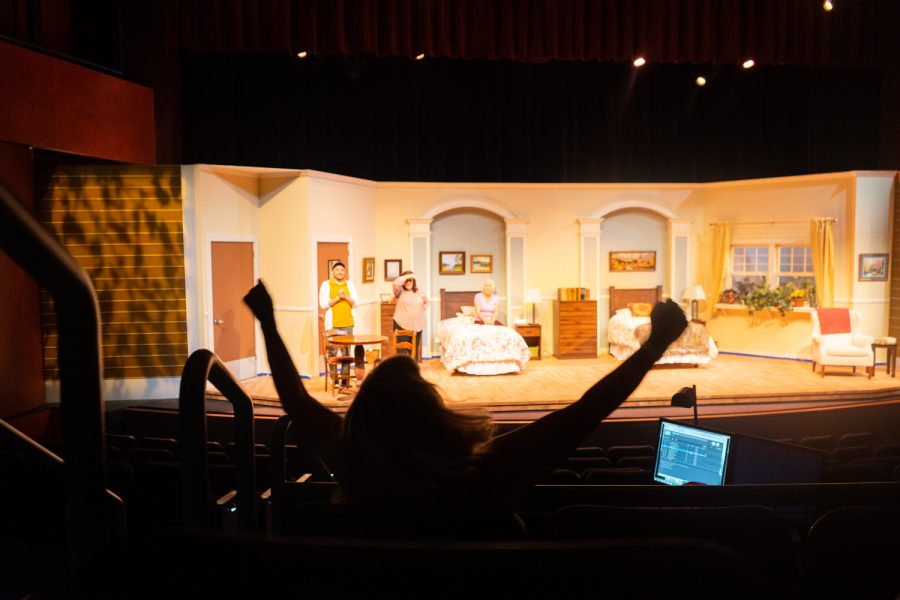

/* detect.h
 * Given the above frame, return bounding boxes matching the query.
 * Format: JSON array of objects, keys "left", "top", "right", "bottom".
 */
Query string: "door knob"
[{"left": 213, "top": 319, "right": 224, "bottom": 325}]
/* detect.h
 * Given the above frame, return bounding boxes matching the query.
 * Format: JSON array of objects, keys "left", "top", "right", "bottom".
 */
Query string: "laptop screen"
[{"left": 654, "top": 419, "right": 731, "bottom": 486}]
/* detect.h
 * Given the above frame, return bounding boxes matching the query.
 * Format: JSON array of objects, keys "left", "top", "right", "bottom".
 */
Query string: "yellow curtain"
[
  {"left": 810, "top": 218, "right": 835, "bottom": 308},
  {"left": 705, "top": 223, "right": 731, "bottom": 319}
]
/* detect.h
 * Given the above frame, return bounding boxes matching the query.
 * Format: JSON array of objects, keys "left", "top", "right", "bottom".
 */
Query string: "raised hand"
[
  {"left": 243, "top": 279, "right": 275, "bottom": 322},
  {"left": 647, "top": 299, "right": 688, "bottom": 350}
]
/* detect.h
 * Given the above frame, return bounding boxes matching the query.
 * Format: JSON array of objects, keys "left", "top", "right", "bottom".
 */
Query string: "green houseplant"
[{"left": 743, "top": 281, "right": 796, "bottom": 316}]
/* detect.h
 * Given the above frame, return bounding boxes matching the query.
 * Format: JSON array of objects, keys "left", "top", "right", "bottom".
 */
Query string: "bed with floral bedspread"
[{"left": 437, "top": 317, "right": 530, "bottom": 375}]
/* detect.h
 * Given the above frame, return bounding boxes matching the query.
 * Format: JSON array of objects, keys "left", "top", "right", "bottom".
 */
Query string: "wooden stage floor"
[{"left": 219, "top": 353, "right": 900, "bottom": 417}]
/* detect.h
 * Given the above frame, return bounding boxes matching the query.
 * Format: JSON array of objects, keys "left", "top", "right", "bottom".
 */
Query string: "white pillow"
[
  {"left": 460, "top": 305, "right": 475, "bottom": 317},
  {"left": 615, "top": 308, "right": 633, "bottom": 318}
]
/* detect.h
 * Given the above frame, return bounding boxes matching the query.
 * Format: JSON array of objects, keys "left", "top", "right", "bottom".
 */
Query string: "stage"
[{"left": 218, "top": 353, "right": 900, "bottom": 421}]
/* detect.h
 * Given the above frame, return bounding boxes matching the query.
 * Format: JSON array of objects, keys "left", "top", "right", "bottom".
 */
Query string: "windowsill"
[{"left": 714, "top": 303, "right": 813, "bottom": 314}]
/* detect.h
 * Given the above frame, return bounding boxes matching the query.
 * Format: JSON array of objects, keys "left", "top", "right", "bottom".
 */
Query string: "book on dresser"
[{"left": 554, "top": 300, "right": 597, "bottom": 359}]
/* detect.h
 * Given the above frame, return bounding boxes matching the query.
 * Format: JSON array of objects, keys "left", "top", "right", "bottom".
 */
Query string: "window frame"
[{"left": 727, "top": 244, "right": 815, "bottom": 294}]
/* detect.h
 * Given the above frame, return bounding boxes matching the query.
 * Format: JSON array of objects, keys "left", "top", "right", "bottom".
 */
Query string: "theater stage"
[{"left": 220, "top": 353, "right": 900, "bottom": 420}]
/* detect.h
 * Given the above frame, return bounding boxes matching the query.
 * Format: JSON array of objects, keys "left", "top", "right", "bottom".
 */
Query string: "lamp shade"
[
  {"left": 524, "top": 288, "right": 542, "bottom": 304},
  {"left": 683, "top": 285, "right": 706, "bottom": 301}
]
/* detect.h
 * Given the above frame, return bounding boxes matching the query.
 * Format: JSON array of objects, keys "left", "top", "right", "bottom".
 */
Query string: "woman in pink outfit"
[
  {"left": 473, "top": 279, "right": 502, "bottom": 325},
  {"left": 392, "top": 270, "right": 428, "bottom": 359}
]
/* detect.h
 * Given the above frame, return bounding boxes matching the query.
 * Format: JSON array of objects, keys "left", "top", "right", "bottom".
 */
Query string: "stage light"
[
  {"left": 415, "top": 53, "right": 426, "bottom": 60},
  {"left": 633, "top": 56, "right": 646, "bottom": 67},
  {"left": 297, "top": 51, "right": 308, "bottom": 59},
  {"left": 742, "top": 58, "right": 755, "bottom": 69},
  {"left": 696, "top": 76, "right": 707, "bottom": 87},
  {"left": 823, "top": 0, "right": 833, "bottom": 11}
]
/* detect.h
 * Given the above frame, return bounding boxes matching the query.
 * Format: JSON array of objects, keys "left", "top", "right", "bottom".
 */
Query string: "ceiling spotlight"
[
  {"left": 297, "top": 51, "right": 308, "bottom": 59},
  {"left": 742, "top": 58, "right": 755, "bottom": 69},
  {"left": 415, "top": 53, "right": 426, "bottom": 61},
  {"left": 633, "top": 57, "right": 646, "bottom": 67},
  {"left": 823, "top": 0, "right": 833, "bottom": 11},
  {"left": 696, "top": 76, "right": 707, "bottom": 87}
]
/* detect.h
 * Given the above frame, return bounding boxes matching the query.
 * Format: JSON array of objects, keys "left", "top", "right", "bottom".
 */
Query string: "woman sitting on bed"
[
  {"left": 243, "top": 279, "right": 687, "bottom": 511},
  {"left": 474, "top": 279, "right": 502, "bottom": 325}
]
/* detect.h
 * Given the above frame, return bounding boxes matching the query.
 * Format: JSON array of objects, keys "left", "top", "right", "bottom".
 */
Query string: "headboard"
[
  {"left": 440, "top": 289, "right": 479, "bottom": 320},
  {"left": 609, "top": 286, "right": 663, "bottom": 315}
]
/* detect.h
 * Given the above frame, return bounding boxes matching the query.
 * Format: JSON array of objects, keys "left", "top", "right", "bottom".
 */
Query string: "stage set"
[{"left": 221, "top": 352, "right": 900, "bottom": 422}]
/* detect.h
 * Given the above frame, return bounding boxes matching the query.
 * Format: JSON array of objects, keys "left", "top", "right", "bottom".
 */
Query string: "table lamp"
[
  {"left": 524, "top": 288, "right": 542, "bottom": 324},
  {"left": 683, "top": 284, "right": 706, "bottom": 321}
]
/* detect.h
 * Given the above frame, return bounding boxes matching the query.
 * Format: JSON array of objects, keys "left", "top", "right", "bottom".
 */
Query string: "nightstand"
[{"left": 516, "top": 323, "right": 542, "bottom": 360}]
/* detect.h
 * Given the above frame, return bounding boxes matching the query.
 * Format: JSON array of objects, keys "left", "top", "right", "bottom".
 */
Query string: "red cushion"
[{"left": 818, "top": 308, "right": 851, "bottom": 335}]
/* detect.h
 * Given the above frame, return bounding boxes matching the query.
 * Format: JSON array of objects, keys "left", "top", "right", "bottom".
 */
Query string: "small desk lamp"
[
  {"left": 683, "top": 285, "right": 706, "bottom": 321},
  {"left": 524, "top": 288, "right": 542, "bottom": 324}
]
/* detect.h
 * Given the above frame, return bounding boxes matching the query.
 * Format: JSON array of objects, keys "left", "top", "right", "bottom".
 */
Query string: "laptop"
[{"left": 653, "top": 418, "right": 731, "bottom": 486}]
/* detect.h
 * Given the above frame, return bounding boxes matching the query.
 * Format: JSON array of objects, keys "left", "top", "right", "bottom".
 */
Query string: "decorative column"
[
  {"left": 406, "top": 217, "right": 433, "bottom": 355},
  {"left": 578, "top": 218, "right": 603, "bottom": 355},
  {"left": 668, "top": 219, "right": 693, "bottom": 303},
  {"left": 505, "top": 219, "right": 529, "bottom": 323}
]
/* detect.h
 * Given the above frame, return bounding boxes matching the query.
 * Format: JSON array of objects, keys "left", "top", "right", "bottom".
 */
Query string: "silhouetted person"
[{"left": 244, "top": 280, "right": 686, "bottom": 511}]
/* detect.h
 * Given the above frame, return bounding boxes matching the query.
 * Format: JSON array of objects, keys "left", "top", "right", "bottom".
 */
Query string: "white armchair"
[{"left": 811, "top": 308, "right": 874, "bottom": 378}]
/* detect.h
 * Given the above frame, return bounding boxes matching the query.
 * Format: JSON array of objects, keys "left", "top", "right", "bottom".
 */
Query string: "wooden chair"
[
  {"left": 392, "top": 329, "right": 418, "bottom": 360},
  {"left": 321, "top": 328, "right": 355, "bottom": 395}
]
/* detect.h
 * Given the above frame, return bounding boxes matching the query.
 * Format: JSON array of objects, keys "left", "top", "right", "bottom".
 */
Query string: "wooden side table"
[
  {"left": 515, "top": 323, "right": 542, "bottom": 360},
  {"left": 872, "top": 337, "right": 897, "bottom": 377}
]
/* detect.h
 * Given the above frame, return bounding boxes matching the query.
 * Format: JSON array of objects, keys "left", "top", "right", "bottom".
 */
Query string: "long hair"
[{"left": 339, "top": 355, "right": 493, "bottom": 508}]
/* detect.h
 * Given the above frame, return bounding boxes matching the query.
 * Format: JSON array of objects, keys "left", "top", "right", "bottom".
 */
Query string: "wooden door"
[
  {"left": 317, "top": 241, "right": 349, "bottom": 352},
  {"left": 211, "top": 241, "right": 256, "bottom": 378}
]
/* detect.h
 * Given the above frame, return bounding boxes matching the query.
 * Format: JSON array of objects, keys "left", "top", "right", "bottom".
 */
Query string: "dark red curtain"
[{"left": 178, "top": 0, "right": 891, "bottom": 66}]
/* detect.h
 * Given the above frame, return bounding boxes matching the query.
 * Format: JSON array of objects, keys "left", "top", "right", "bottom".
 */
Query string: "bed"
[
  {"left": 607, "top": 286, "right": 718, "bottom": 365},
  {"left": 437, "top": 289, "right": 530, "bottom": 375}
]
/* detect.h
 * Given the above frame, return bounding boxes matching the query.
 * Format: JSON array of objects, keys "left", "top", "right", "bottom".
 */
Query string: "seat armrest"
[
  {"left": 853, "top": 334, "right": 875, "bottom": 347},
  {"left": 812, "top": 335, "right": 824, "bottom": 344}
]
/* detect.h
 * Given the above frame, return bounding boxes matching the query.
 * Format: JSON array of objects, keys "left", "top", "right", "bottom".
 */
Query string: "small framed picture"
[
  {"left": 384, "top": 259, "right": 402, "bottom": 280},
  {"left": 380, "top": 293, "right": 394, "bottom": 303},
  {"left": 439, "top": 251, "right": 466, "bottom": 275},
  {"left": 859, "top": 253, "right": 889, "bottom": 281},
  {"left": 470, "top": 254, "right": 493, "bottom": 274},
  {"left": 609, "top": 250, "right": 656, "bottom": 272},
  {"left": 362, "top": 257, "right": 375, "bottom": 283}
]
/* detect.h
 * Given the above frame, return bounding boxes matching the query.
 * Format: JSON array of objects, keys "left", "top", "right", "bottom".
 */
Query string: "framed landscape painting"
[
  {"left": 439, "top": 251, "right": 466, "bottom": 275},
  {"left": 470, "top": 254, "right": 493, "bottom": 273},
  {"left": 859, "top": 253, "right": 888, "bottom": 281},
  {"left": 609, "top": 251, "right": 656, "bottom": 272}
]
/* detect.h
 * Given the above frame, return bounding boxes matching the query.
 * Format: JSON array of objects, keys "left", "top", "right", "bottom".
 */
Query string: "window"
[
  {"left": 728, "top": 245, "right": 815, "bottom": 296},
  {"left": 731, "top": 246, "right": 768, "bottom": 296},
  {"left": 777, "top": 246, "right": 814, "bottom": 289}
]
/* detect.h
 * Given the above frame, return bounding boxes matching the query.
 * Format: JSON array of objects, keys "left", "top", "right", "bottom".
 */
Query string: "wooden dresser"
[
  {"left": 554, "top": 300, "right": 597, "bottom": 359},
  {"left": 380, "top": 302, "right": 395, "bottom": 356}
]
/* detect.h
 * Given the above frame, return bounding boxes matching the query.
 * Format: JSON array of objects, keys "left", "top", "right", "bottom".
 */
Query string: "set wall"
[
  {"left": 184, "top": 166, "right": 262, "bottom": 366},
  {"left": 852, "top": 173, "right": 896, "bottom": 337},
  {"left": 430, "top": 209, "right": 506, "bottom": 334},
  {"left": 303, "top": 173, "right": 378, "bottom": 373}
]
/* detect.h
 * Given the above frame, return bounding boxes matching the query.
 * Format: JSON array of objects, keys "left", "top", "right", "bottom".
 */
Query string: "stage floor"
[{"left": 220, "top": 353, "right": 900, "bottom": 417}]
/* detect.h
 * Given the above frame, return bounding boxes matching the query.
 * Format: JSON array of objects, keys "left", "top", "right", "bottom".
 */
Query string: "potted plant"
[
  {"left": 743, "top": 282, "right": 795, "bottom": 316},
  {"left": 791, "top": 288, "right": 805, "bottom": 307}
]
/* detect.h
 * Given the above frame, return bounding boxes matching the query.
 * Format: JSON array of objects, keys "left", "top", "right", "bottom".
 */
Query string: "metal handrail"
[
  {"left": 0, "top": 178, "right": 109, "bottom": 575},
  {"left": 178, "top": 349, "right": 257, "bottom": 532}
]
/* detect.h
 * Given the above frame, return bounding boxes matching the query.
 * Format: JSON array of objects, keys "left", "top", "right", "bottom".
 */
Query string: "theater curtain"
[
  {"left": 178, "top": 0, "right": 883, "bottom": 66},
  {"left": 810, "top": 218, "right": 835, "bottom": 308},
  {"left": 705, "top": 223, "right": 731, "bottom": 320}
]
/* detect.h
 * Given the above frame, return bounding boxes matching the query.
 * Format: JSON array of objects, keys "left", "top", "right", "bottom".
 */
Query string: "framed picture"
[
  {"left": 439, "top": 251, "right": 466, "bottom": 275},
  {"left": 470, "top": 253, "right": 493, "bottom": 274},
  {"left": 380, "top": 293, "right": 394, "bottom": 303},
  {"left": 327, "top": 258, "right": 342, "bottom": 273},
  {"left": 859, "top": 253, "right": 889, "bottom": 281},
  {"left": 609, "top": 250, "right": 656, "bottom": 272},
  {"left": 384, "top": 259, "right": 402, "bottom": 280},
  {"left": 362, "top": 257, "right": 375, "bottom": 283}
]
